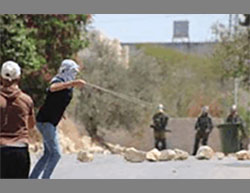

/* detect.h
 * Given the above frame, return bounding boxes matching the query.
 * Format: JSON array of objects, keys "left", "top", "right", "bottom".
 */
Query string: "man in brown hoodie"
[{"left": 0, "top": 61, "right": 36, "bottom": 179}]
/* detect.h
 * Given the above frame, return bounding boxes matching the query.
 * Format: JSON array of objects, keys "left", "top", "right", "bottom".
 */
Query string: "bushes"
[{"left": 70, "top": 31, "right": 233, "bottom": 136}]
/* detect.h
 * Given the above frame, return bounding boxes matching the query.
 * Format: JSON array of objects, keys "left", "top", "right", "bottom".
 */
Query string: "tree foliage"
[
  {"left": 0, "top": 14, "right": 91, "bottom": 108},
  {"left": 136, "top": 44, "right": 231, "bottom": 117},
  {"left": 72, "top": 31, "right": 161, "bottom": 136},
  {"left": 212, "top": 24, "right": 250, "bottom": 87},
  {"left": 69, "top": 31, "right": 232, "bottom": 137}
]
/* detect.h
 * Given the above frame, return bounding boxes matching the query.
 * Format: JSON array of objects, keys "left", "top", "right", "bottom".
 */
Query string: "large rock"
[
  {"left": 159, "top": 149, "right": 176, "bottom": 161},
  {"left": 77, "top": 151, "right": 94, "bottom": 162},
  {"left": 215, "top": 152, "right": 225, "bottom": 160},
  {"left": 106, "top": 143, "right": 126, "bottom": 155},
  {"left": 88, "top": 146, "right": 107, "bottom": 154},
  {"left": 196, "top": 146, "right": 214, "bottom": 160},
  {"left": 124, "top": 147, "right": 146, "bottom": 162},
  {"left": 235, "top": 150, "right": 250, "bottom": 160},
  {"left": 146, "top": 148, "right": 162, "bottom": 161},
  {"left": 174, "top": 149, "right": 189, "bottom": 160}
]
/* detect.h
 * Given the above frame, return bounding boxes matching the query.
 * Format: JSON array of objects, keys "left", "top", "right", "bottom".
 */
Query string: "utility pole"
[
  {"left": 229, "top": 14, "right": 240, "bottom": 106},
  {"left": 234, "top": 78, "right": 239, "bottom": 106},
  {"left": 234, "top": 14, "right": 239, "bottom": 34},
  {"left": 229, "top": 14, "right": 233, "bottom": 36},
  {"left": 239, "top": 14, "right": 250, "bottom": 132},
  {"left": 234, "top": 14, "right": 250, "bottom": 107}
]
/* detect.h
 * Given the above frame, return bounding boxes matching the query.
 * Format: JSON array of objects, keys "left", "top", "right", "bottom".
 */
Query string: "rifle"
[{"left": 150, "top": 125, "right": 172, "bottom": 133}]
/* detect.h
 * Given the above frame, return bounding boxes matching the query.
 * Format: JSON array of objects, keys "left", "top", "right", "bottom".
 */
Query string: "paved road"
[{"left": 30, "top": 154, "right": 250, "bottom": 179}]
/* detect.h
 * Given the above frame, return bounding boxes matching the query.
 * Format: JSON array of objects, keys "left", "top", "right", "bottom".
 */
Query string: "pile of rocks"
[
  {"left": 235, "top": 150, "right": 250, "bottom": 160},
  {"left": 123, "top": 148, "right": 189, "bottom": 163},
  {"left": 195, "top": 146, "right": 214, "bottom": 160},
  {"left": 159, "top": 149, "right": 177, "bottom": 161},
  {"left": 146, "top": 148, "right": 162, "bottom": 161},
  {"left": 174, "top": 149, "right": 189, "bottom": 160},
  {"left": 124, "top": 147, "right": 146, "bottom": 162},
  {"left": 106, "top": 143, "right": 126, "bottom": 155}
]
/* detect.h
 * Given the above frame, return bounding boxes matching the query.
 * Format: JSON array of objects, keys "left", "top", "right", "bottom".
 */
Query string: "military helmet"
[
  {"left": 202, "top": 106, "right": 209, "bottom": 113},
  {"left": 157, "top": 104, "right": 164, "bottom": 112},
  {"left": 231, "top": 104, "right": 237, "bottom": 112}
]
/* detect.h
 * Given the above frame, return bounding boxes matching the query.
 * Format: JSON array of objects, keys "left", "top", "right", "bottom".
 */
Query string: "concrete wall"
[
  {"left": 166, "top": 118, "right": 223, "bottom": 153},
  {"left": 102, "top": 118, "right": 224, "bottom": 153},
  {"left": 121, "top": 42, "right": 217, "bottom": 56}
]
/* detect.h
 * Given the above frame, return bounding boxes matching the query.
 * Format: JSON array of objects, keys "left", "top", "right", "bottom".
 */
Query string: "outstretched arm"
[{"left": 50, "top": 79, "right": 85, "bottom": 92}]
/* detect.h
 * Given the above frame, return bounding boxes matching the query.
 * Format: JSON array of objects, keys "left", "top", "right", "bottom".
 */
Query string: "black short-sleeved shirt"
[{"left": 36, "top": 77, "right": 73, "bottom": 126}]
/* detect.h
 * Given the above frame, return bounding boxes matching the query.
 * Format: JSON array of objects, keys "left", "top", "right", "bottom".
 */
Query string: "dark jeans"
[
  {"left": 192, "top": 130, "right": 210, "bottom": 155},
  {"left": 0, "top": 146, "right": 30, "bottom": 179}
]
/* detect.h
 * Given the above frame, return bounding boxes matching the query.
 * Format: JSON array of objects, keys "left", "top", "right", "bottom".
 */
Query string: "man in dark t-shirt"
[
  {"left": 36, "top": 77, "right": 73, "bottom": 126},
  {"left": 30, "top": 59, "right": 85, "bottom": 179}
]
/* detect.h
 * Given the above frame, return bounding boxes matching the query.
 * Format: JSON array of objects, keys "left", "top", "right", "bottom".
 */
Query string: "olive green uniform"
[
  {"left": 192, "top": 113, "right": 213, "bottom": 155},
  {"left": 226, "top": 113, "right": 248, "bottom": 150},
  {"left": 150, "top": 112, "right": 169, "bottom": 150}
]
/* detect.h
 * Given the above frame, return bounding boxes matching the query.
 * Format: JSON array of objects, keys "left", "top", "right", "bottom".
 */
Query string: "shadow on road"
[{"left": 223, "top": 162, "right": 250, "bottom": 168}]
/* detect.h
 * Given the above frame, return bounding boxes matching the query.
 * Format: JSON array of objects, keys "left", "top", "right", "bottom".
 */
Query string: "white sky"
[{"left": 90, "top": 14, "right": 229, "bottom": 43}]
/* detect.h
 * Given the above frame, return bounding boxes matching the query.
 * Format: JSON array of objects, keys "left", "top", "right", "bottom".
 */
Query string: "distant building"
[{"left": 172, "top": 20, "right": 190, "bottom": 42}]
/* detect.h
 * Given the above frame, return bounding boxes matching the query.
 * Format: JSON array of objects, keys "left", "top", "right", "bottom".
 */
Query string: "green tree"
[
  {"left": 0, "top": 14, "right": 91, "bottom": 108},
  {"left": 22, "top": 14, "right": 90, "bottom": 72},
  {"left": 75, "top": 51, "right": 161, "bottom": 138},
  {"left": 212, "top": 24, "right": 250, "bottom": 87},
  {"left": 136, "top": 44, "right": 230, "bottom": 117},
  {"left": 0, "top": 15, "right": 43, "bottom": 71},
  {"left": 71, "top": 31, "right": 161, "bottom": 137}
]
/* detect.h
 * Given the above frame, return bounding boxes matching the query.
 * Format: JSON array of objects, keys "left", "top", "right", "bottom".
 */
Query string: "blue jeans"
[{"left": 29, "top": 122, "right": 61, "bottom": 179}]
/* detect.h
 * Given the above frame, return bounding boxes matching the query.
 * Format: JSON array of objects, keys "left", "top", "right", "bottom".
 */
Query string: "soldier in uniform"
[
  {"left": 192, "top": 106, "right": 213, "bottom": 155},
  {"left": 226, "top": 105, "right": 248, "bottom": 150},
  {"left": 226, "top": 105, "right": 243, "bottom": 124},
  {"left": 150, "top": 104, "right": 169, "bottom": 150}
]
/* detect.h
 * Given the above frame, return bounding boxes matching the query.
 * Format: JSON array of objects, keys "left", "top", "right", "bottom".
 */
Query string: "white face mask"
[
  {"left": 55, "top": 59, "right": 79, "bottom": 82},
  {"left": 57, "top": 67, "right": 78, "bottom": 82}
]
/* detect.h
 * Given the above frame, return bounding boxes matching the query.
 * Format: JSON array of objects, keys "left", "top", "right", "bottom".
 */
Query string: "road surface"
[{"left": 30, "top": 154, "right": 250, "bottom": 179}]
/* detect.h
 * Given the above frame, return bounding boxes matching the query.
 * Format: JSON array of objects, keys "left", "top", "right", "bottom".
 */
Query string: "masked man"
[{"left": 30, "top": 59, "right": 85, "bottom": 179}]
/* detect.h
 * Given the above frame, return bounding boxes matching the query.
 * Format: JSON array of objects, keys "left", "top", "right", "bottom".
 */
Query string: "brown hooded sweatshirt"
[{"left": 0, "top": 86, "right": 34, "bottom": 146}]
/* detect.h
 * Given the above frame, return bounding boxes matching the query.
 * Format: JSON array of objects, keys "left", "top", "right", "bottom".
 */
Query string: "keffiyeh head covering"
[{"left": 52, "top": 59, "right": 79, "bottom": 83}]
